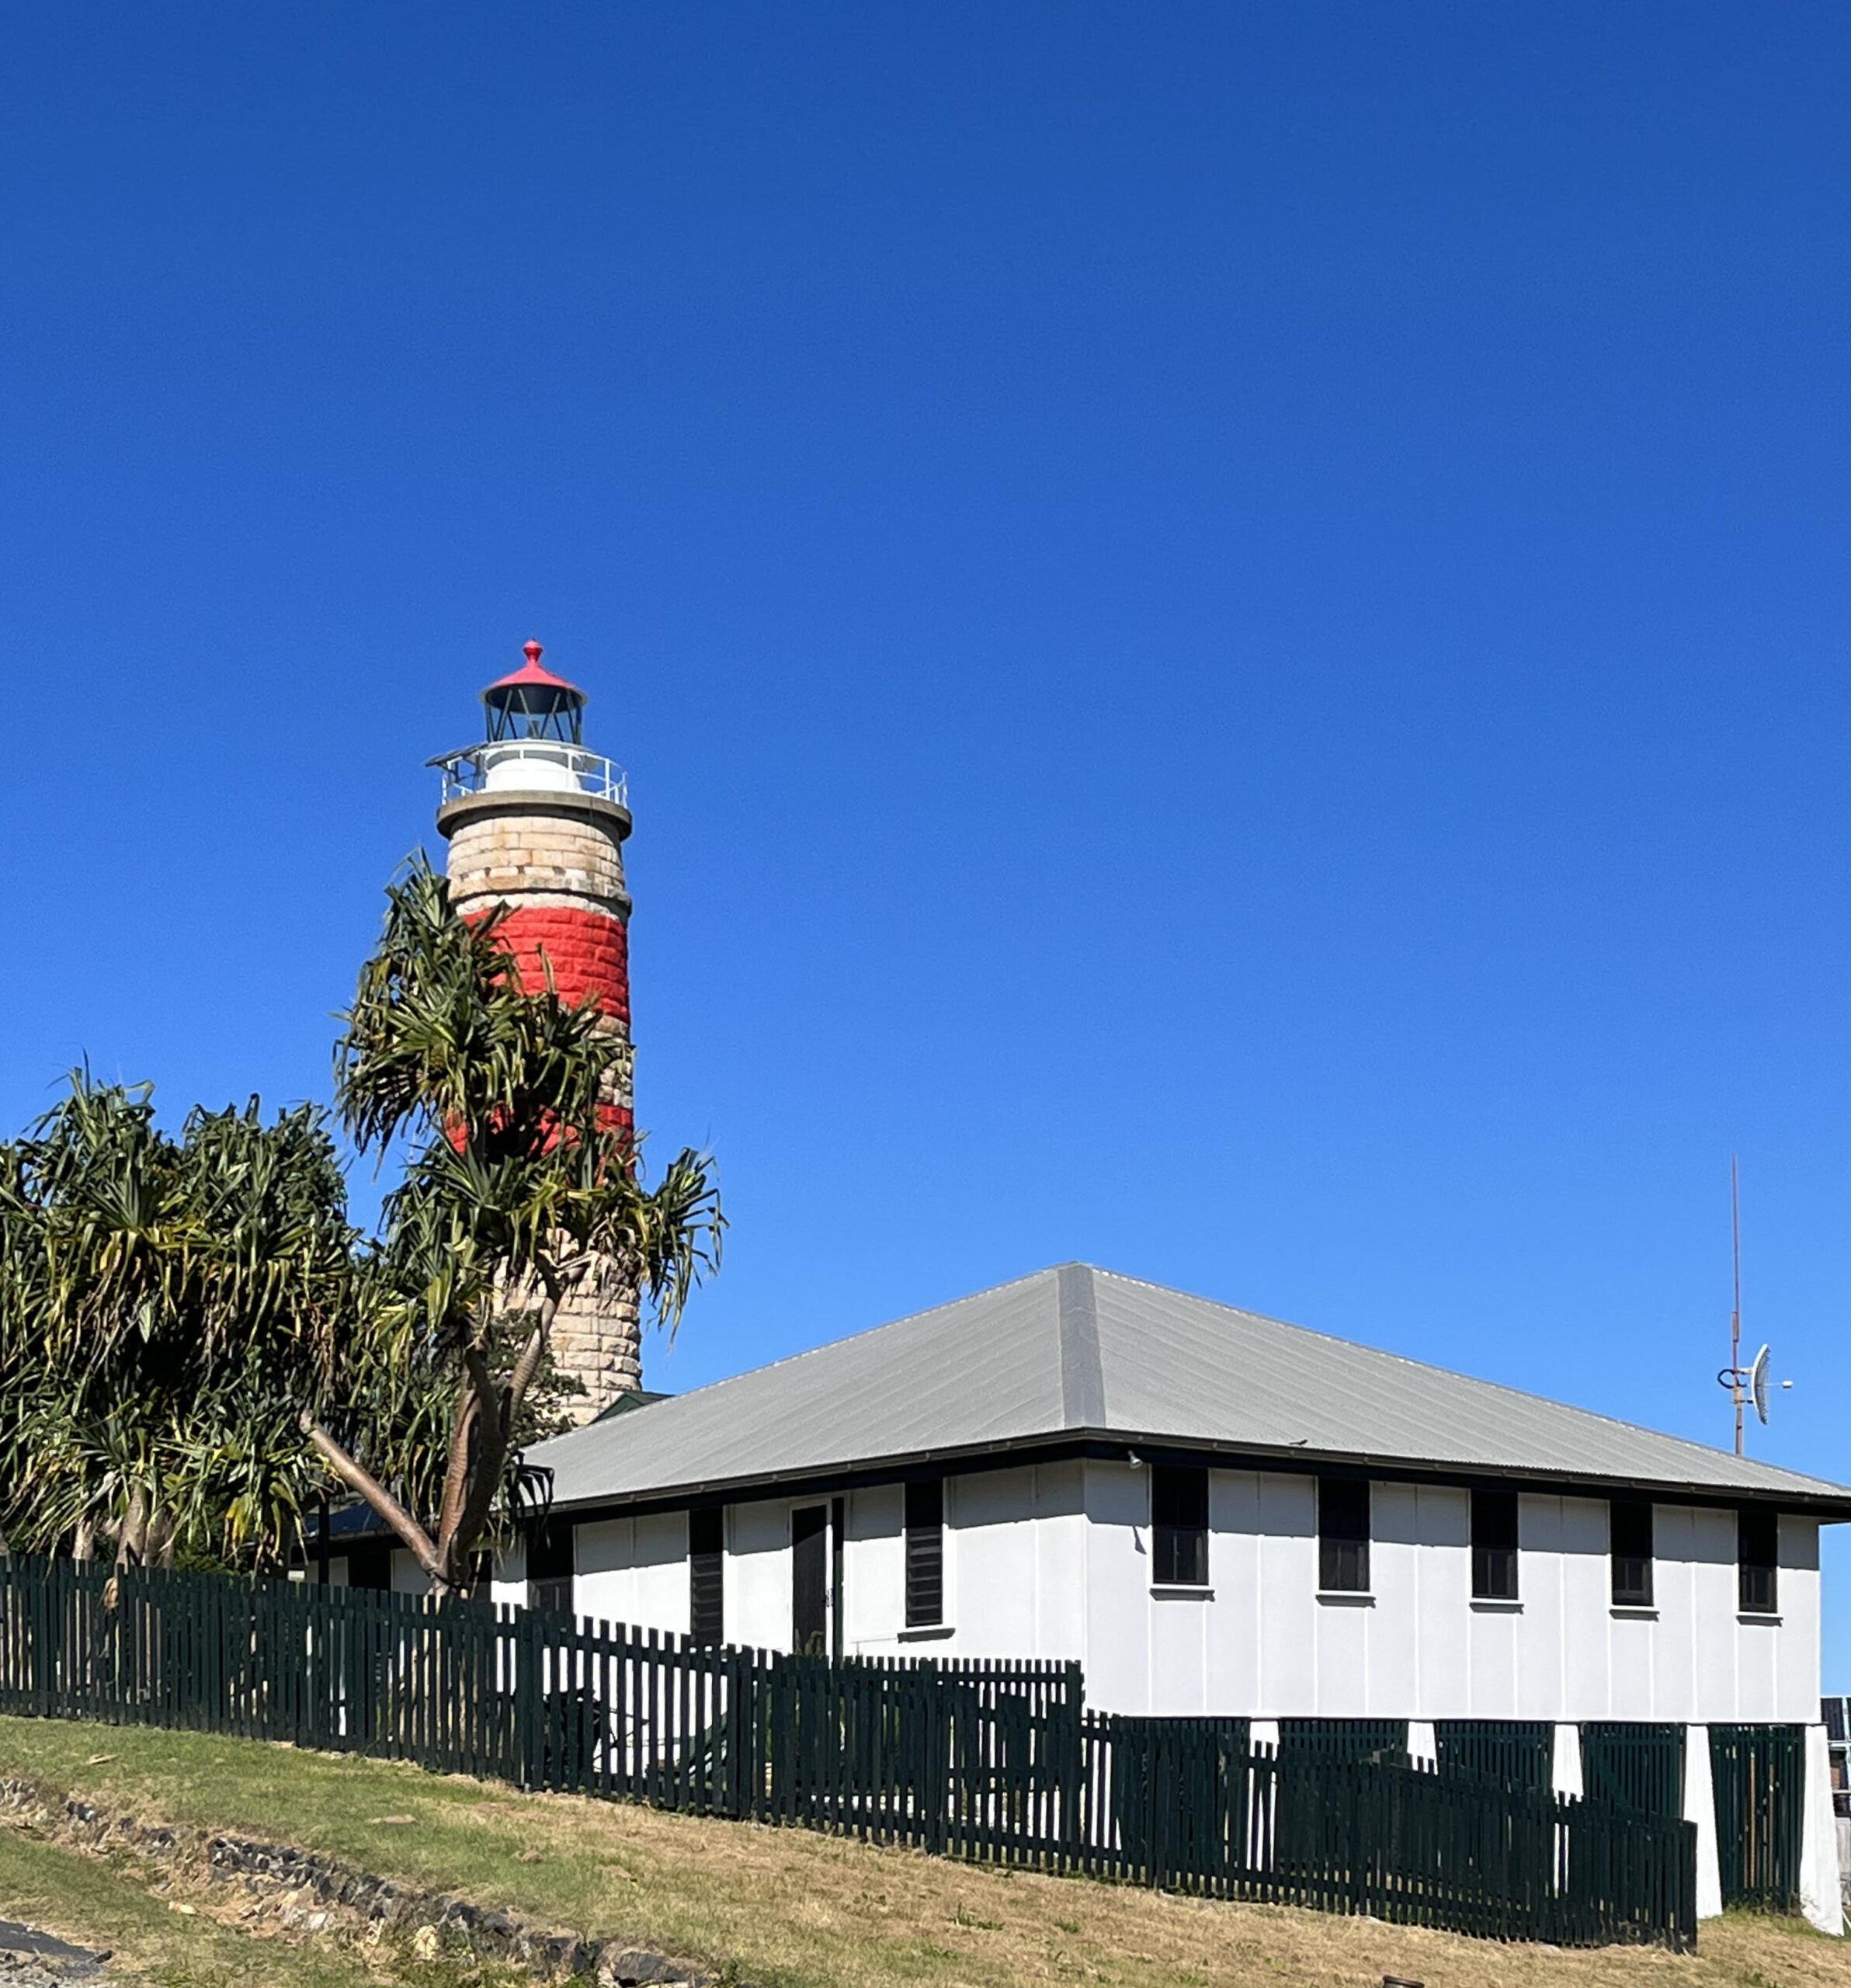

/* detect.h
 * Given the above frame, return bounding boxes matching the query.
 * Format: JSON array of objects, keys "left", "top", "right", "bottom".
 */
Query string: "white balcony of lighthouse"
[{"left": 432, "top": 739, "right": 628, "bottom": 805}]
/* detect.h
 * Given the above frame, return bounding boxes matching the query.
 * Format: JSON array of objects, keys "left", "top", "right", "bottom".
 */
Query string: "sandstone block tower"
[{"left": 433, "top": 641, "right": 639, "bottom": 1421}]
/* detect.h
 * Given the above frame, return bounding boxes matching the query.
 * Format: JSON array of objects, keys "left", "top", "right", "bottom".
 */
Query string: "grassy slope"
[
  {"left": 0, "top": 1715, "right": 1842, "bottom": 1988},
  {"left": 0, "top": 1818, "right": 402, "bottom": 1988}
]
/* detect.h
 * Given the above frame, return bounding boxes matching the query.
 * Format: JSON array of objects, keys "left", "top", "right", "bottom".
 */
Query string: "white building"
[{"left": 335, "top": 1263, "right": 1851, "bottom": 1930}]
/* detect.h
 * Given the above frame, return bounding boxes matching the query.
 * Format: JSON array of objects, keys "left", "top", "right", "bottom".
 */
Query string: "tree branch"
[
  {"left": 433, "top": 1361, "right": 485, "bottom": 1552},
  {"left": 439, "top": 1301, "right": 551, "bottom": 1590},
  {"left": 501, "top": 1296, "right": 557, "bottom": 1442},
  {"left": 302, "top": 1415, "right": 442, "bottom": 1580}
]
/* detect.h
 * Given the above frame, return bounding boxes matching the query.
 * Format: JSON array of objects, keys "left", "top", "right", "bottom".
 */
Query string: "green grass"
[{"left": 0, "top": 1714, "right": 1843, "bottom": 1988}]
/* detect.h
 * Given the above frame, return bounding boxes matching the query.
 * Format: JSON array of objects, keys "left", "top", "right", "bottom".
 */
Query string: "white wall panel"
[
  {"left": 1467, "top": 1607, "right": 1520, "bottom": 1719},
  {"left": 1692, "top": 1508, "right": 1737, "bottom": 1717},
  {"left": 951, "top": 1468, "right": 1038, "bottom": 1657},
  {"left": 727, "top": 1499, "right": 793, "bottom": 1653},
  {"left": 845, "top": 1484, "right": 905, "bottom": 1653},
  {"left": 1367, "top": 1486, "right": 1423, "bottom": 1717},
  {"left": 575, "top": 1512, "right": 689, "bottom": 1638},
  {"left": 1415, "top": 1487, "right": 1474, "bottom": 1715},
  {"left": 937, "top": 1463, "right": 1089, "bottom": 1663},
  {"left": 1737, "top": 1618, "right": 1780, "bottom": 1720},
  {"left": 1514, "top": 1496, "right": 1565, "bottom": 1719},
  {"left": 1608, "top": 1614, "right": 1655, "bottom": 1721},
  {"left": 390, "top": 1549, "right": 429, "bottom": 1596},
  {"left": 1312, "top": 1595, "right": 1370, "bottom": 1716},
  {"left": 1204, "top": 1471, "right": 1262, "bottom": 1714},
  {"left": 1777, "top": 1520, "right": 1821, "bottom": 1722},
  {"left": 1082, "top": 1460, "right": 1155, "bottom": 1712},
  {"left": 1255, "top": 1474, "right": 1318, "bottom": 1716},
  {"left": 1033, "top": 1465, "right": 1089, "bottom": 1658},
  {"left": 1559, "top": 1496, "right": 1612, "bottom": 1715},
  {"left": 1651, "top": 1505, "right": 1698, "bottom": 1720}
]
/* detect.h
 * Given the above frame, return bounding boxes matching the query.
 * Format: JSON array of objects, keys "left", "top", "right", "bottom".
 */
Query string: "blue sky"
[{"left": 3, "top": 5, "right": 1849, "bottom": 1670}]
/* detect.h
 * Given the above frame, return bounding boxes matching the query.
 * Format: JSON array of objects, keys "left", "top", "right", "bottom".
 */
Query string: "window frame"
[
  {"left": 1610, "top": 1499, "right": 1655, "bottom": 1607},
  {"left": 905, "top": 1477, "right": 944, "bottom": 1628},
  {"left": 1318, "top": 1477, "right": 1370, "bottom": 1594},
  {"left": 1151, "top": 1465, "right": 1210, "bottom": 1587},
  {"left": 1471, "top": 1488, "right": 1520, "bottom": 1600},
  {"left": 689, "top": 1507, "right": 724, "bottom": 1644},
  {"left": 1738, "top": 1507, "right": 1779, "bottom": 1615}
]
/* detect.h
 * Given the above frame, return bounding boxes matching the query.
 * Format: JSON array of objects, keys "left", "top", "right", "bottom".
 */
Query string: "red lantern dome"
[{"left": 482, "top": 640, "right": 586, "bottom": 744}]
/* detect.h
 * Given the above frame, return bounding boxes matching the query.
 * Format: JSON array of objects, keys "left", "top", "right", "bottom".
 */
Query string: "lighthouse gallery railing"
[{"left": 429, "top": 742, "right": 628, "bottom": 807}]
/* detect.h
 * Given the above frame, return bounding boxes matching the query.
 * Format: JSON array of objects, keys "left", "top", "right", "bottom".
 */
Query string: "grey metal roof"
[{"left": 527, "top": 1264, "right": 1851, "bottom": 1514}]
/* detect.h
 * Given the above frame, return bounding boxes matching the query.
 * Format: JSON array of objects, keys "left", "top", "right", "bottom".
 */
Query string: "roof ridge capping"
[{"left": 1056, "top": 1263, "right": 1106, "bottom": 1429}]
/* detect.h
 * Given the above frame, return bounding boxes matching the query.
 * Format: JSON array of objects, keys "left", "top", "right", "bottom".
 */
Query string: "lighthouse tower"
[{"left": 432, "top": 641, "right": 641, "bottom": 1421}]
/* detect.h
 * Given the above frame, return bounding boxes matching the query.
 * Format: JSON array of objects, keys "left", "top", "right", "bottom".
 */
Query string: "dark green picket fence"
[
  {"left": 1582, "top": 1722, "right": 1686, "bottom": 1820},
  {"left": 0, "top": 1558, "right": 1695, "bottom": 1950},
  {"left": 1087, "top": 1715, "right": 1694, "bottom": 1947},
  {"left": 1437, "top": 1720, "right": 1555, "bottom": 1795},
  {"left": 1710, "top": 1724, "right": 1804, "bottom": 1911}
]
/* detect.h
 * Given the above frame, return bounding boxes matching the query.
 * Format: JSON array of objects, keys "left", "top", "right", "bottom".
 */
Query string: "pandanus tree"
[
  {"left": 305, "top": 856, "right": 722, "bottom": 1596},
  {"left": 0, "top": 1077, "right": 356, "bottom": 1568}
]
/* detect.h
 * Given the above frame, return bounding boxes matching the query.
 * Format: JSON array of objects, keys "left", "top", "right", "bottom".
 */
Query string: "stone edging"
[{"left": 0, "top": 1778, "right": 744, "bottom": 1987}]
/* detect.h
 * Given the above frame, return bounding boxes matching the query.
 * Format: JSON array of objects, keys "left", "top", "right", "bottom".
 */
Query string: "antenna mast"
[
  {"left": 1717, "top": 1157, "right": 1783, "bottom": 1448},
  {"left": 1730, "top": 1155, "right": 1743, "bottom": 1457}
]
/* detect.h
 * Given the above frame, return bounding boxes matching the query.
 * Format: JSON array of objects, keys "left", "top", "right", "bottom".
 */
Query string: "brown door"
[{"left": 792, "top": 1505, "right": 828, "bottom": 1655}]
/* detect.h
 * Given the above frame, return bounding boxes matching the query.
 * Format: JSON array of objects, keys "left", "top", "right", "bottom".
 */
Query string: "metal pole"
[{"left": 1731, "top": 1156, "right": 1743, "bottom": 1458}]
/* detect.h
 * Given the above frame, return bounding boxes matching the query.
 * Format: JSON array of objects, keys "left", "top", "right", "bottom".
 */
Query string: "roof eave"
[{"left": 539, "top": 1425, "right": 1851, "bottom": 1525}]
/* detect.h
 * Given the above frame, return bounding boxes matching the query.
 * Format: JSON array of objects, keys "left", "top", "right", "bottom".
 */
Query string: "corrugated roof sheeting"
[
  {"left": 535, "top": 1269, "right": 1067, "bottom": 1506},
  {"left": 1085, "top": 1272, "right": 1842, "bottom": 1496},
  {"left": 527, "top": 1265, "right": 1851, "bottom": 1511}
]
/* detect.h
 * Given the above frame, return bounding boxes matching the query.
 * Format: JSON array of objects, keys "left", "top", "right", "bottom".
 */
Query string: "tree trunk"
[{"left": 116, "top": 1489, "right": 147, "bottom": 1568}]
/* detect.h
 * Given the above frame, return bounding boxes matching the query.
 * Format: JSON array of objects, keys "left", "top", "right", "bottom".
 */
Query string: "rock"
[{"left": 596, "top": 1948, "right": 695, "bottom": 1985}]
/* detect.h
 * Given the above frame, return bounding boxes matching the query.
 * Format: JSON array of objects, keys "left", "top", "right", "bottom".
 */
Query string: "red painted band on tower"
[{"left": 492, "top": 905, "right": 631, "bottom": 1024}]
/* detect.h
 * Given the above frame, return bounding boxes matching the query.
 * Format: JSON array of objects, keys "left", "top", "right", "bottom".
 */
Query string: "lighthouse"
[{"left": 432, "top": 641, "right": 641, "bottom": 1420}]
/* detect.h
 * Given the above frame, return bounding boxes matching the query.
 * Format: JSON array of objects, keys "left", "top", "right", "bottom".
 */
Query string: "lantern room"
[
  {"left": 484, "top": 640, "right": 585, "bottom": 744},
  {"left": 429, "top": 640, "right": 628, "bottom": 808}
]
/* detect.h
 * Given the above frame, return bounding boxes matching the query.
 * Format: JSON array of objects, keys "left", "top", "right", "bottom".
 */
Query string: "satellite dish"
[{"left": 1752, "top": 1344, "right": 1771, "bottom": 1426}]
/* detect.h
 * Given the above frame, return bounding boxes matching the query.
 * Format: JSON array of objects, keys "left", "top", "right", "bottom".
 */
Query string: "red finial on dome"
[{"left": 488, "top": 638, "right": 582, "bottom": 698}]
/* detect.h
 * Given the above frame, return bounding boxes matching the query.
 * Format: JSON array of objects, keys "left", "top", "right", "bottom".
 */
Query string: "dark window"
[
  {"left": 345, "top": 1541, "right": 392, "bottom": 1592},
  {"left": 689, "top": 1508, "right": 724, "bottom": 1643},
  {"left": 793, "top": 1505, "right": 829, "bottom": 1653},
  {"left": 1319, "top": 1478, "right": 1370, "bottom": 1593},
  {"left": 1611, "top": 1500, "right": 1654, "bottom": 1606},
  {"left": 527, "top": 1522, "right": 575, "bottom": 1619},
  {"left": 1151, "top": 1466, "right": 1209, "bottom": 1587},
  {"left": 1738, "top": 1507, "right": 1779, "bottom": 1615},
  {"left": 905, "top": 1479, "right": 943, "bottom": 1628},
  {"left": 1471, "top": 1489, "right": 1520, "bottom": 1600}
]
